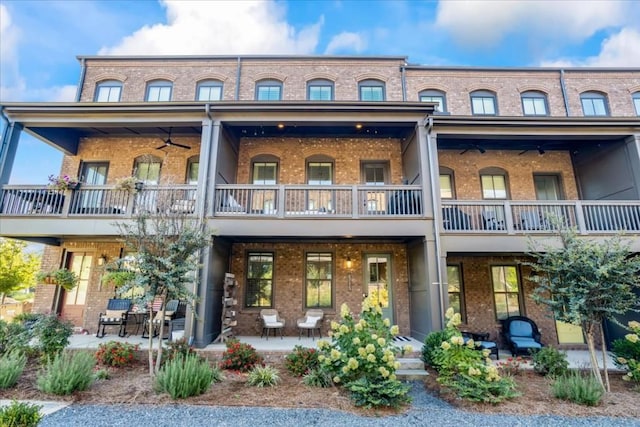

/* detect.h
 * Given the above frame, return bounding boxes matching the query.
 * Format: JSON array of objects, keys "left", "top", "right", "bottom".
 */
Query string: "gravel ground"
[{"left": 39, "top": 382, "right": 640, "bottom": 427}]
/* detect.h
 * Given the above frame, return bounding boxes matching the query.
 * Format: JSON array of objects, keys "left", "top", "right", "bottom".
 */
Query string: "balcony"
[{"left": 441, "top": 200, "right": 640, "bottom": 234}]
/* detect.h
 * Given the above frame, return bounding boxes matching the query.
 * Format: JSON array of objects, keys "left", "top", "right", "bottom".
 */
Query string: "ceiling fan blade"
[
  {"left": 156, "top": 144, "right": 168, "bottom": 150},
  {"left": 170, "top": 141, "right": 191, "bottom": 149}
]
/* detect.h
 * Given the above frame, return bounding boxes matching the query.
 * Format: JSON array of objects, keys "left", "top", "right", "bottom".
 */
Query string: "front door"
[
  {"left": 364, "top": 254, "right": 393, "bottom": 322},
  {"left": 79, "top": 162, "right": 108, "bottom": 210},
  {"left": 60, "top": 252, "right": 92, "bottom": 327}
]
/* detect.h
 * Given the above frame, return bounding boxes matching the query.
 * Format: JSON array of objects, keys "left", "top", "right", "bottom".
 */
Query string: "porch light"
[
  {"left": 355, "top": 123, "right": 363, "bottom": 129},
  {"left": 345, "top": 257, "right": 353, "bottom": 270},
  {"left": 346, "top": 257, "right": 353, "bottom": 291},
  {"left": 277, "top": 123, "right": 285, "bottom": 129},
  {"left": 98, "top": 254, "right": 108, "bottom": 266}
]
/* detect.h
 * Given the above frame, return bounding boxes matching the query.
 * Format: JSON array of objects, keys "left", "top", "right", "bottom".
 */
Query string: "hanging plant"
[{"left": 36, "top": 268, "right": 79, "bottom": 291}]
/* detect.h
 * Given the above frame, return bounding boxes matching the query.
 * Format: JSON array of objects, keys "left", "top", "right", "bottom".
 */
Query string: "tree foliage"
[
  {"left": 526, "top": 228, "right": 640, "bottom": 391},
  {"left": 0, "top": 238, "right": 40, "bottom": 303},
  {"left": 112, "top": 209, "right": 211, "bottom": 375}
]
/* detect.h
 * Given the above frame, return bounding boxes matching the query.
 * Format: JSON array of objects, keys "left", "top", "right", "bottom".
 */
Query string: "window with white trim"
[
  {"left": 145, "top": 80, "right": 172, "bottom": 102},
  {"left": 471, "top": 90, "right": 497, "bottom": 115},
  {"left": 491, "top": 265, "right": 521, "bottom": 320},
  {"left": 95, "top": 80, "right": 122, "bottom": 102},
  {"left": 521, "top": 91, "right": 548, "bottom": 116}
]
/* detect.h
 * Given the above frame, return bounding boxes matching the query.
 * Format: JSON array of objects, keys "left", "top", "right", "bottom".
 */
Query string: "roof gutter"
[
  {"left": 235, "top": 57, "right": 242, "bottom": 101},
  {"left": 75, "top": 58, "right": 87, "bottom": 102},
  {"left": 559, "top": 69, "right": 571, "bottom": 116},
  {"left": 400, "top": 65, "right": 407, "bottom": 102}
]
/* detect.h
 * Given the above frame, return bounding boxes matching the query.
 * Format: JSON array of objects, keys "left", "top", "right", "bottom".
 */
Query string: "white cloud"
[
  {"left": 0, "top": 4, "right": 22, "bottom": 102},
  {"left": 99, "top": 0, "right": 322, "bottom": 55},
  {"left": 435, "top": 0, "right": 631, "bottom": 47},
  {"left": 541, "top": 27, "right": 640, "bottom": 67},
  {"left": 325, "top": 32, "right": 366, "bottom": 54}
]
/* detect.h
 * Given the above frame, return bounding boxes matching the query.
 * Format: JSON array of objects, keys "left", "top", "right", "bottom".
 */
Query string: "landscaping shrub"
[
  {"left": 314, "top": 300, "right": 413, "bottom": 408},
  {"left": 552, "top": 370, "right": 604, "bottom": 406},
  {"left": 32, "top": 314, "right": 73, "bottom": 361},
  {"left": 431, "top": 308, "right": 518, "bottom": 403},
  {"left": 531, "top": 347, "right": 569, "bottom": 378},
  {"left": 95, "top": 341, "right": 139, "bottom": 367},
  {"left": 497, "top": 356, "right": 528, "bottom": 377},
  {"left": 162, "top": 337, "right": 196, "bottom": 364},
  {"left": 0, "top": 351, "right": 27, "bottom": 389},
  {"left": 155, "top": 353, "right": 219, "bottom": 399},
  {"left": 37, "top": 351, "right": 96, "bottom": 395},
  {"left": 285, "top": 345, "right": 319, "bottom": 377},
  {"left": 612, "top": 320, "right": 640, "bottom": 387},
  {"left": 303, "top": 368, "right": 332, "bottom": 388},
  {"left": 0, "top": 400, "right": 42, "bottom": 427},
  {"left": 0, "top": 320, "right": 31, "bottom": 356},
  {"left": 421, "top": 329, "right": 454, "bottom": 368},
  {"left": 220, "top": 339, "right": 263, "bottom": 372},
  {"left": 247, "top": 365, "right": 281, "bottom": 387}
]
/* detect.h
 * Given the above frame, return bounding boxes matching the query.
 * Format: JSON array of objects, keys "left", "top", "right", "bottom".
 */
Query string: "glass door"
[
  {"left": 79, "top": 162, "right": 108, "bottom": 210},
  {"left": 60, "top": 252, "right": 93, "bottom": 327},
  {"left": 363, "top": 254, "right": 393, "bottom": 322}
]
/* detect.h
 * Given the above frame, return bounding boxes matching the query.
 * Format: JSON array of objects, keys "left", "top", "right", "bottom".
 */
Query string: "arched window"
[
  {"left": 470, "top": 90, "right": 497, "bottom": 115},
  {"left": 580, "top": 91, "right": 609, "bottom": 116},
  {"left": 94, "top": 80, "right": 122, "bottom": 102},
  {"left": 479, "top": 167, "right": 508, "bottom": 199},
  {"left": 439, "top": 166, "right": 455, "bottom": 199},
  {"left": 307, "top": 79, "right": 334, "bottom": 101},
  {"left": 632, "top": 92, "right": 640, "bottom": 116},
  {"left": 358, "top": 79, "right": 385, "bottom": 101},
  {"left": 134, "top": 155, "right": 162, "bottom": 184},
  {"left": 255, "top": 79, "right": 283, "bottom": 101},
  {"left": 521, "top": 91, "right": 548, "bottom": 116},
  {"left": 196, "top": 79, "right": 223, "bottom": 101},
  {"left": 419, "top": 89, "right": 447, "bottom": 113},
  {"left": 145, "top": 80, "right": 172, "bottom": 102}
]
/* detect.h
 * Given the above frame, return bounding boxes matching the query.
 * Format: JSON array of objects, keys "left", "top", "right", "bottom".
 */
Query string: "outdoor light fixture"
[
  {"left": 355, "top": 123, "right": 363, "bottom": 129},
  {"left": 346, "top": 257, "right": 353, "bottom": 290},
  {"left": 98, "top": 254, "right": 108, "bottom": 266}
]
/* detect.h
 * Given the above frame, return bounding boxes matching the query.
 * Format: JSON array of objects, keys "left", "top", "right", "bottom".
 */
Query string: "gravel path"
[{"left": 39, "top": 383, "right": 640, "bottom": 427}]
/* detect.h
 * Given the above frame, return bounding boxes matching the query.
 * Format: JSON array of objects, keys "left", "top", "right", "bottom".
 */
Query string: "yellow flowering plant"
[
  {"left": 612, "top": 321, "right": 640, "bottom": 386},
  {"left": 311, "top": 299, "right": 411, "bottom": 408}
]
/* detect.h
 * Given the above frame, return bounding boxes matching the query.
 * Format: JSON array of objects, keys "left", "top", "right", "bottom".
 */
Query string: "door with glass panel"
[
  {"left": 79, "top": 162, "right": 108, "bottom": 211},
  {"left": 252, "top": 162, "right": 277, "bottom": 214},
  {"left": 363, "top": 255, "right": 393, "bottom": 322},
  {"left": 307, "top": 162, "right": 333, "bottom": 212},
  {"left": 361, "top": 163, "right": 387, "bottom": 214},
  {"left": 60, "top": 252, "right": 92, "bottom": 327}
]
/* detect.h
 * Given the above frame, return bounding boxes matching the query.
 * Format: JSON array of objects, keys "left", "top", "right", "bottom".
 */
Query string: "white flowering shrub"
[
  {"left": 314, "top": 299, "right": 412, "bottom": 408},
  {"left": 612, "top": 320, "right": 640, "bottom": 387}
]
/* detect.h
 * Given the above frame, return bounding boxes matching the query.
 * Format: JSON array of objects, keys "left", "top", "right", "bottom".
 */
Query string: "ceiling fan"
[{"left": 156, "top": 127, "right": 190, "bottom": 150}]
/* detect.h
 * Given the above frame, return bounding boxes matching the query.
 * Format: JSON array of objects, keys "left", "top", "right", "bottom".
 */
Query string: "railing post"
[
  {"left": 126, "top": 192, "right": 136, "bottom": 217},
  {"left": 504, "top": 200, "right": 515, "bottom": 234},
  {"left": 278, "top": 185, "right": 285, "bottom": 219},
  {"left": 61, "top": 189, "right": 72, "bottom": 218},
  {"left": 574, "top": 200, "right": 587, "bottom": 234},
  {"left": 352, "top": 186, "right": 359, "bottom": 219}
]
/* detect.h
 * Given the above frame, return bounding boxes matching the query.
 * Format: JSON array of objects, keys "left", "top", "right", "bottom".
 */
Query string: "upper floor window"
[
  {"left": 145, "top": 80, "right": 172, "bottom": 102},
  {"left": 196, "top": 80, "right": 223, "bottom": 101},
  {"left": 252, "top": 162, "right": 278, "bottom": 185},
  {"left": 94, "top": 80, "right": 122, "bottom": 102},
  {"left": 307, "top": 79, "right": 334, "bottom": 101},
  {"left": 256, "top": 80, "right": 282, "bottom": 101},
  {"left": 521, "top": 91, "right": 548, "bottom": 116},
  {"left": 359, "top": 79, "right": 385, "bottom": 101},
  {"left": 633, "top": 92, "right": 640, "bottom": 116},
  {"left": 307, "top": 161, "right": 333, "bottom": 185},
  {"left": 439, "top": 167, "right": 455, "bottom": 199},
  {"left": 419, "top": 89, "right": 446, "bottom": 113},
  {"left": 580, "top": 91, "right": 609, "bottom": 116},
  {"left": 186, "top": 156, "right": 199, "bottom": 184},
  {"left": 480, "top": 167, "right": 508, "bottom": 199},
  {"left": 470, "top": 90, "right": 497, "bottom": 115},
  {"left": 134, "top": 155, "right": 162, "bottom": 184}
]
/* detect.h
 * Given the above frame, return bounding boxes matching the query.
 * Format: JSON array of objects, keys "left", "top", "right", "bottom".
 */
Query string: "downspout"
[
  {"left": 235, "top": 57, "right": 242, "bottom": 101},
  {"left": 189, "top": 103, "right": 214, "bottom": 346},
  {"left": 0, "top": 107, "right": 13, "bottom": 185},
  {"left": 425, "top": 115, "right": 445, "bottom": 329},
  {"left": 75, "top": 58, "right": 87, "bottom": 102},
  {"left": 400, "top": 65, "right": 407, "bottom": 102},
  {"left": 559, "top": 69, "right": 570, "bottom": 116}
]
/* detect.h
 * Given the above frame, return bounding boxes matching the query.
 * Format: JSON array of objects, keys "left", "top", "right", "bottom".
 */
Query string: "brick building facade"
[{"left": 1, "top": 55, "right": 639, "bottom": 349}]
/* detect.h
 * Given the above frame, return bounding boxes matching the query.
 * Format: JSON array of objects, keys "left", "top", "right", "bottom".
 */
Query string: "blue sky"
[{"left": 1, "top": 0, "right": 639, "bottom": 185}]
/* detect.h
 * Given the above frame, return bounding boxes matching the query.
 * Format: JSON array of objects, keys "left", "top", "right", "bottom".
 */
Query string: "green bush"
[
  {"left": 37, "top": 351, "right": 96, "bottom": 395},
  {"left": 247, "top": 365, "right": 280, "bottom": 387},
  {"left": 95, "top": 341, "right": 139, "bottom": 367},
  {"left": 552, "top": 370, "right": 604, "bottom": 406},
  {"left": 303, "top": 368, "right": 332, "bottom": 388},
  {"left": 0, "top": 400, "right": 42, "bottom": 427},
  {"left": 285, "top": 345, "right": 319, "bottom": 377},
  {"left": 220, "top": 339, "right": 263, "bottom": 372},
  {"left": 531, "top": 347, "right": 569, "bottom": 378},
  {"left": 421, "top": 329, "right": 454, "bottom": 368},
  {"left": 32, "top": 314, "right": 73, "bottom": 360},
  {"left": 315, "top": 300, "right": 413, "bottom": 408},
  {"left": 612, "top": 321, "right": 640, "bottom": 386},
  {"left": 162, "top": 337, "right": 196, "bottom": 364},
  {"left": 0, "top": 351, "right": 27, "bottom": 389},
  {"left": 0, "top": 320, "right": 31, "bottom": 356},
  {"left": 155, "top": 353, "right": 219, "bottom": 399}
]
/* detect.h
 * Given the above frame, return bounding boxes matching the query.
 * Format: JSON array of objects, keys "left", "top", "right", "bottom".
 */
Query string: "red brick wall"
[{"left": 228, "top": 241, "right": 410, "bottom": 337}]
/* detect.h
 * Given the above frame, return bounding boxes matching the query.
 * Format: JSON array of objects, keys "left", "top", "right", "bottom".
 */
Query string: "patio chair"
[
  {"left": 500, "top": 315, "right": 543, "bottom": 356},
  {"left": 96, "top": 298, "right": 132, "bottom": 338},
  {"left": 461, "top": 331, "right": 499, "bottom": 359},
  {"left": 142, "top": 299, "right": 185, "bottom": 339},
  {"left": 260, "top": 309, "right": 285, "bottom": 340},
  {"left": 482, "top": 210, "right": 505, "bottom": 230},
  {"left": 297, "top": 309, "right": 324, "bottom": 340}
]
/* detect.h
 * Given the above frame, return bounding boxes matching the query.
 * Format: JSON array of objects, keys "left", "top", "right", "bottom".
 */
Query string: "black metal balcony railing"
[{"left": 441, "top": 200, "right": 640, "bottom": 234}]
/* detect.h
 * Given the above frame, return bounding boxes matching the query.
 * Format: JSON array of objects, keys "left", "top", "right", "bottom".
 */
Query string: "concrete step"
[
  {"left": 398, "top": 357, "right": 425, "bottom": 370},
  {"left": 396, "top": 357, "right": 428, "bottom": 381}
]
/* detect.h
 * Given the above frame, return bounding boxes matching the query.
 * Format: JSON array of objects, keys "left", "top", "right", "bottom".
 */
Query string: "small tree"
[
  {"left": 113, "top": 204, "right": 210, "bottom": 376},
  {"left": 0, "top": 238, "right": 40, "bottom": 304},
  {"left": 527, "top": 227, "right": 640, "bottom": 392}
]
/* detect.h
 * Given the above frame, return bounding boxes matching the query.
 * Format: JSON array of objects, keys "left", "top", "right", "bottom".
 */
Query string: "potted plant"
[
  {"left": 37, "top": 268, "right": 79, "bottom": 291},
  {"left": 48, "top": 174, "right": 81, "bottom": 191},
  {"left": 114, "top": 176, "right": 143, "bottom": 194}
]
